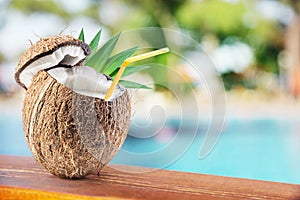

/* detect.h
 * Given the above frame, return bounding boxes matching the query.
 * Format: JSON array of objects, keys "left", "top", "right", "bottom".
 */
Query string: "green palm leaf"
[
  {"left": 78, "top": 28, "right": 85, "bottom": 42},
  {"left": 77, "top": 29, "right": 159, "bottom": 90},
  {"left": 103, "top": 46, "right": 138, "bottom": 76},
  {"left": 111, "top": 65, "right": 150, "bottom": 78},
  {"left": 119, "top": 80, "right": 151, "bottom": 89},
  {"left": 85, "top": 33, "right": 120, "bottom": 72},
  {"left": 89, "top": 30, "right": 102, "bottom": 53}
]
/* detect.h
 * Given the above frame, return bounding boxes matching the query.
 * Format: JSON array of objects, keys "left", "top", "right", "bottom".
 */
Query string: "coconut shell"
[
  {"left": 23, "top": 70, "right": 131, "bottom": 179},
  {"left": 15, "top": 35, "right": 91, "bottom": 90}
]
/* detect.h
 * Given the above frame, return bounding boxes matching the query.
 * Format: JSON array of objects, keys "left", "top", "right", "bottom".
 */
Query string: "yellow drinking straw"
[{"left": 104, "top": 47, "right": 169, "bottom": 101}]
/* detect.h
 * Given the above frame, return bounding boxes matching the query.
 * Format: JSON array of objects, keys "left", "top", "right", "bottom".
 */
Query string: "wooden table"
[{"left": 1, "top": 155, "right": 300, "bottom": 199}]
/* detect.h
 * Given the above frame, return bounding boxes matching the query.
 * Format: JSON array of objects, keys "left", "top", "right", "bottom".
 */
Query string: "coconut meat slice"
[
  {"left": 20, "top": 45, "right": 86, "bottom": 89},
  {"left": 48, "top": 66, "right": 125, "bottom": 100}
]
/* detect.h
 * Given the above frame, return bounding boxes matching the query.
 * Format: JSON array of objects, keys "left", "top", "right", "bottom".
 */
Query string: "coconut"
[
  {"left": 23, "top": 67, "right": 130, "bottom": 178},
  {"left": 16, "top": 35, "right": 131, "bottom": 179},
  {"left": 15, "top": 35, "right": 91, "bottom": 90}
]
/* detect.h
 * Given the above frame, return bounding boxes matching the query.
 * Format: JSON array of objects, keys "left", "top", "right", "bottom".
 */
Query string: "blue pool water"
[{"left": 1, "top": 115, "right": 300, "bottom": 184}]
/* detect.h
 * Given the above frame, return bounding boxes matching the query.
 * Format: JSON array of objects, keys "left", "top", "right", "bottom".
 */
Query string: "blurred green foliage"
[
  {"left": 5, "top": 0, "right": 297, "bottom": 91},
  {"left": 10, "top": 0, "right": 69, "bottom": 18},
  {"left": 176, "top": 0, "right": 285, "bottom": 89},
  {"left": 177, "top": 1, "right": 246, "bottom": 37}
]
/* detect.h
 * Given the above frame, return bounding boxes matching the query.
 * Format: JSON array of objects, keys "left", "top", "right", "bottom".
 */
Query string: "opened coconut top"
[
  {"left": 15, "top": 35, "right": 91, "bottom": 90},
  {"left": 47, "top": 65, "right": 125, "bottom": 100}
]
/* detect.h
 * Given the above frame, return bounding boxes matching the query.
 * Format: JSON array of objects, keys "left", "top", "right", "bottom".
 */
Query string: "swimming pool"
[{"left": 1, "top": 115, "right": 300, "bottom": 184}]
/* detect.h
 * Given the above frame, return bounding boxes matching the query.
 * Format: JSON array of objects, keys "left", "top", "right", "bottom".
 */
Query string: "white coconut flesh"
[
  {"left": 20, "top": 45, "right": 86, "bottom": 89},
  {"left": 47, "top": 66, "right": 125, "bottom": 100}
]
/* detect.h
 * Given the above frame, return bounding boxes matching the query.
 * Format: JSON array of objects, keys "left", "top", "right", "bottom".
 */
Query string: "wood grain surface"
[{"left": 1, "top": 155, "right": 300, "bottom": 199}]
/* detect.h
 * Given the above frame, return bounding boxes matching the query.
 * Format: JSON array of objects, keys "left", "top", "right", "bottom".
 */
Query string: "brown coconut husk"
[{"left": 23, "top": 70, "right": 131, "bottom": 179}]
